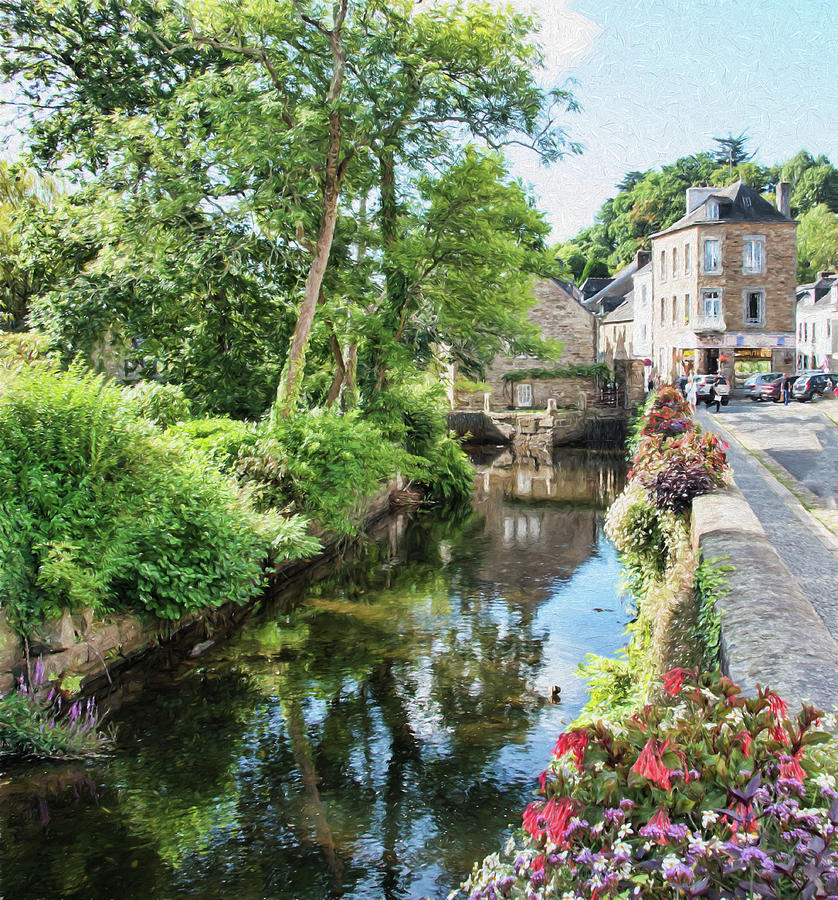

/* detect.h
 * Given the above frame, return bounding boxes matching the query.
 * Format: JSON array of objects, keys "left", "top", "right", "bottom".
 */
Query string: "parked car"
[
  {"left": 792, "top": 371, "right": 838, "bottom": 402},
  {"left": 756, "top": 373, "right": 796, "bottom": 402},
  {"left": 695, "top": 374, "right": 730, "bottom": 406},
  {"left": 744, "top": 372, "right": 785, "bottom": 401}
]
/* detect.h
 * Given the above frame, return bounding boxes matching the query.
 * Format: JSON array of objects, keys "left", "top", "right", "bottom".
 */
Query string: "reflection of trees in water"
[{"left": 0, "top": 481, "right": 621, "bottom": 899}]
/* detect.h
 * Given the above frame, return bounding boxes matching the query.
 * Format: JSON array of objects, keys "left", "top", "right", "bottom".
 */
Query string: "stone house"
[
  {"left": 599, "top": 296, "right": 634, "bottom": 365},
  {"left": 632, "top": 262, "right": 654, "bottom": 363},
  {"left": 649, "top": 181, "right": 797, "bottom": 384},
  {"left": 454, "top": 278, "right": 598, "bottom": 411},
  {"left": 796, "top": 274, "right": 838, "bottom": 371}
]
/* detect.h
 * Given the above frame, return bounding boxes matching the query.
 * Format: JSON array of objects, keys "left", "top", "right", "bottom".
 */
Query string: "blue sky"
[{"left": 503, "top": 0, "right": 838, "bottom": 241}]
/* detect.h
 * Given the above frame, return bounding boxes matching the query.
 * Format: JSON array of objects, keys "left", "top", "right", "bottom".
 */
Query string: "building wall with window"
[
  {"left": 796, "top": 281, "right": 838, "bottom": 371},
  {"left": 454, "top": 278, "right": 598, "bottom": 410},
  {"left": 650, "top": 193, "right": 797, "bottom": 382}
]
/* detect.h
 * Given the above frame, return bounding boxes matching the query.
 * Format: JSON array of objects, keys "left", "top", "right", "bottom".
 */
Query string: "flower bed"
[{"left": 455, "top": 670, "right": 838, "bottom": 899}]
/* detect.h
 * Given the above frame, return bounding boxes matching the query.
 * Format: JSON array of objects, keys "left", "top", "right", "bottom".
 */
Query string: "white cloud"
[{"left": 510, "top": 0, "right": 602, "bottom": 74}]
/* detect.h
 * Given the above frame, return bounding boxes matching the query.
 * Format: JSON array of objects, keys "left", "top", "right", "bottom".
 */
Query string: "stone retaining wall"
[
  {"left": 0, "top": 485, "right": 398, "bottom": 697},
  {"left": 692, "top": 484, "right": 838, "bottom": 712}
]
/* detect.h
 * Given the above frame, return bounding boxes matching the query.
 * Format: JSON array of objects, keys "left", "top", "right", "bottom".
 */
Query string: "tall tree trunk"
[
  {"left": 375, "top": 150, "right": 410, "bottom": 391},
  {"left": 275, "top": 0, "right": 348, "bottom": 418},
  {"left": 324, "top": 327, "right": 346, "bottom": 407}
]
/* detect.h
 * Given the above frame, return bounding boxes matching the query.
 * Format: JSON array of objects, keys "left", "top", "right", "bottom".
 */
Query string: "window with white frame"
[
  {"left": 744, "top": 289, "right": 764, "bottom": 325},
  {"left": 706, "top": 200, "right": 719, "bottom": 219},
  {"left": 813, "top": 322, "right": 817, "bottom": 342},
  {"left": 516, "top": 383, "right": 533, "bottom": 407},
  {"left": 660, "top": 250, "right": 666, "bottom": 281},
  {"left": 804, "top": 322, "right": 808, "bottom": 341},
  {"left": 684, "top": 243, "right": 691, "bottom": 275},
  {"left": 685, "top": 294, "right": 690, "bottom": 324},
  {"left": 701, "top": 288, "right": 721, "bottom": 319},
  {"left": 742, "top": 236, "right": 765, "bottom": 274},
  {"left": 672, "top": 247, "right": 678, "bottom": 279},
  {"left": 672, "top": 296, "right": 678, "bottom": 324},
  {"left": 660, "top": 297, "right": 666, "bottom": 325},
  {"left": 703, "top": 239, "right": 720, "bottom": 273}
]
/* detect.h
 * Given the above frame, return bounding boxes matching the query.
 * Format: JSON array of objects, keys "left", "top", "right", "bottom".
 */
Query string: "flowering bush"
[
  {"left": 0, "top": 660, "right": 111, "bottom": 759},
  {"left": 455, "top": 670, "right": 838, "bottom": 900}
]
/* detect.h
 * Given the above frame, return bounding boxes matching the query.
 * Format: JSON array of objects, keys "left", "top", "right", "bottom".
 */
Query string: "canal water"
[{"left": 0, "top": 449, "right": 627, "bottom": 900}]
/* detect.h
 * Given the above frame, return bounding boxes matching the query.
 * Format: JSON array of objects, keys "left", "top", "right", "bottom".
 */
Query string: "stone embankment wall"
[
  {"left": 692, "top": 485, "right": 838, "bottom": 712},
  {"left": 0, "top": 486, "right": 398, "bottom": 697},
  {"left": 447, "top": 407, "right": 627, "bottom": 447}
]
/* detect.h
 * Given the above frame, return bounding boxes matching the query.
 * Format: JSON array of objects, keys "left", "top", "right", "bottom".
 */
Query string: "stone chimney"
[
  {"left": 634, "top": 250, "right": 651, "bottom": 269},
  {"left": 686, "top": 187, "right": 716, "bottom": 213},
  {"left": 776, "top": 181, "right": 791, "bottom": 218}
]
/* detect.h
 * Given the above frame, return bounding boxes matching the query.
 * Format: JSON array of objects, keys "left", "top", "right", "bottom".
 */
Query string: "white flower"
[
  {"left": 815, "top": 773, "right": 836, "bottom": 792},
  {"left": 701, "top": 810, "right": 719, "bottom": 828}
]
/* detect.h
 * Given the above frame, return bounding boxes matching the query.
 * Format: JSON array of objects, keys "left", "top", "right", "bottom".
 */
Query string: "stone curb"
[{"left": 692, "top": 484, "right": 838, "bottom": 712}]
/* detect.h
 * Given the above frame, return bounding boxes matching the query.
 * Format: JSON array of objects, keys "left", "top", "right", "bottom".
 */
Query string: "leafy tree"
[
  {"left": 1, "top": 0, "right": 580, "bottom": 417},
  {"left": 581, "top": 257, "right": 610, "bottom": 280},
  {"left": 797, "top": 204, "right": 838, "bottom": 281}
]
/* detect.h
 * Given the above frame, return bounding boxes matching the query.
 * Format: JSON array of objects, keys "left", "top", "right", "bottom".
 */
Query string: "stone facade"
[
  {"left": 455, "top": 278, "right": 597, "bottom": 411},
  {"left": 650, "top": 183, "right": 797, "bottom": 384}
]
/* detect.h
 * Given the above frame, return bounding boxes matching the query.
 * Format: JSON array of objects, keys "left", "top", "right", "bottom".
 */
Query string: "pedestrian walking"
[
  {"left": 707, "top": 381, "right": 721, "bottom": 412},
  {"left": 782, "top": 374, "right": 791, "bottom": 406},
  {"left": 686, "top": 376, "right": 698, "bottom": 412}
]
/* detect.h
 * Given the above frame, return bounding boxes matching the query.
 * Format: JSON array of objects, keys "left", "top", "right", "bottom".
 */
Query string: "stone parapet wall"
[
  {"left": 692, "top": 485, "right": 838, "bottom": 712},
  {"left": 455, "top": 375, "right": 600, "bottom": 412}
]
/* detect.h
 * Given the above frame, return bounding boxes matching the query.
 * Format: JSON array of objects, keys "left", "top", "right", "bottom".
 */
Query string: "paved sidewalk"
[
  {"left": 697, "top": 399, "right": 838, "bottom": 646},
  {"left": 698, "top": 400, "right": 838, "bottom": 708}
]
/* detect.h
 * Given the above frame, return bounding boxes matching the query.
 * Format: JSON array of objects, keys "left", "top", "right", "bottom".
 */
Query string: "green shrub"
[
  {"left": 0, "top": 365, "right": 312, "bottom": 630},
  {"left": 120, "top": 380, "right": 192, "bottom": 428},
  {"left": 255, "top": 406, "right": 421, "bottom": 535},
  {"left": 170, "top": 416, "right": 260, "bottom": 472},
  {"left": 368, "top": 377, "right": 474, "bottom": 505}
]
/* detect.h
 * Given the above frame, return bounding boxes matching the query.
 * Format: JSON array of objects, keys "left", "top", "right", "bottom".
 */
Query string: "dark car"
[
  {"left": 792, "top": 371, "right": 838, "bottom": 401},
  {"left": 695, "top": 374, "right": 730, "bottom": 406},
  {"left": 757, "top": 373, "right": 796, "bottom": 402},
  {"left": 744, "top": 372, "right": 784, "bottom": 401}
]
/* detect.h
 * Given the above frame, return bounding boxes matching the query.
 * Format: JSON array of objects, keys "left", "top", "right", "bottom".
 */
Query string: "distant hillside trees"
[{"left": 557, "top": 140, "right": 838, "bottom": 283}]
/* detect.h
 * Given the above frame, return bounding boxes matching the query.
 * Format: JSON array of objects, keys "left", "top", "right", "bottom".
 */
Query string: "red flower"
[
  {"left": 780, "top": 751, "right": 806, "bottom": 782},
  {"left": 766, "top": 691, "right": 788, "bottom": 721},
  {"left": 734, "top": 730, "right": 753, "bottom": 758},
  {"left": 554, "top": 728, "right": 589, "bottom": 771},
  {"left": 632, "top": 737, "right": 674, "bottom": 790},
  {"left": 770, "top": 722, "right": 789, "bottom": 745},
  {"left": 523, "top": 797, "right": 576, "bottom": 844},
  {"left": 663, "top": 668, "right": 691, "bottom": 696}
]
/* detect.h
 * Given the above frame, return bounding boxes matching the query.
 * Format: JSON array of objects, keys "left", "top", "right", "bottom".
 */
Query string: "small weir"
[{"left": 0, "top": 449, "right": 628, "bottom": 900}]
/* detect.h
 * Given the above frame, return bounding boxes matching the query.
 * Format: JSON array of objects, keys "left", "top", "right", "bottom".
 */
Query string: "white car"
[{"left": 695, "top": 374, "right": 730, "bottom": 405}]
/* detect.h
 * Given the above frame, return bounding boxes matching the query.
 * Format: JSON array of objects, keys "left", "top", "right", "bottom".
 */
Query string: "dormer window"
[{"left": 706, "top": 200, "right": 719, "bottom": 220}]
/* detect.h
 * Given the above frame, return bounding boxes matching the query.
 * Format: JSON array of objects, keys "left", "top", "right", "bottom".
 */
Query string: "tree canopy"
[{"left": 0, "top": 0, "right": 580, "bottom": 416}]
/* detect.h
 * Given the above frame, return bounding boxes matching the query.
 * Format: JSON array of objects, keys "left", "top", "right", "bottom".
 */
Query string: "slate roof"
[
  {"left": 796, "top": 274, "right": 837, "bottom": 303},
  {"left": 603, "top": 295, "right": 634, "bottom": 324},
  {"left": 652, "top": 181, "right": 794, "bottom": 238},
  {"left": 579, "top": 277, "right": 613, "bottom": 300},
  {"left": 584, "top": 258, "right": 648, "bottom": 315}
]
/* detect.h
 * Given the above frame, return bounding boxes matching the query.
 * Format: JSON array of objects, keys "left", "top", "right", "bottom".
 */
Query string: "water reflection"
[{"left": 0, "top": 450, "right": 627, "bottom": 900}]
